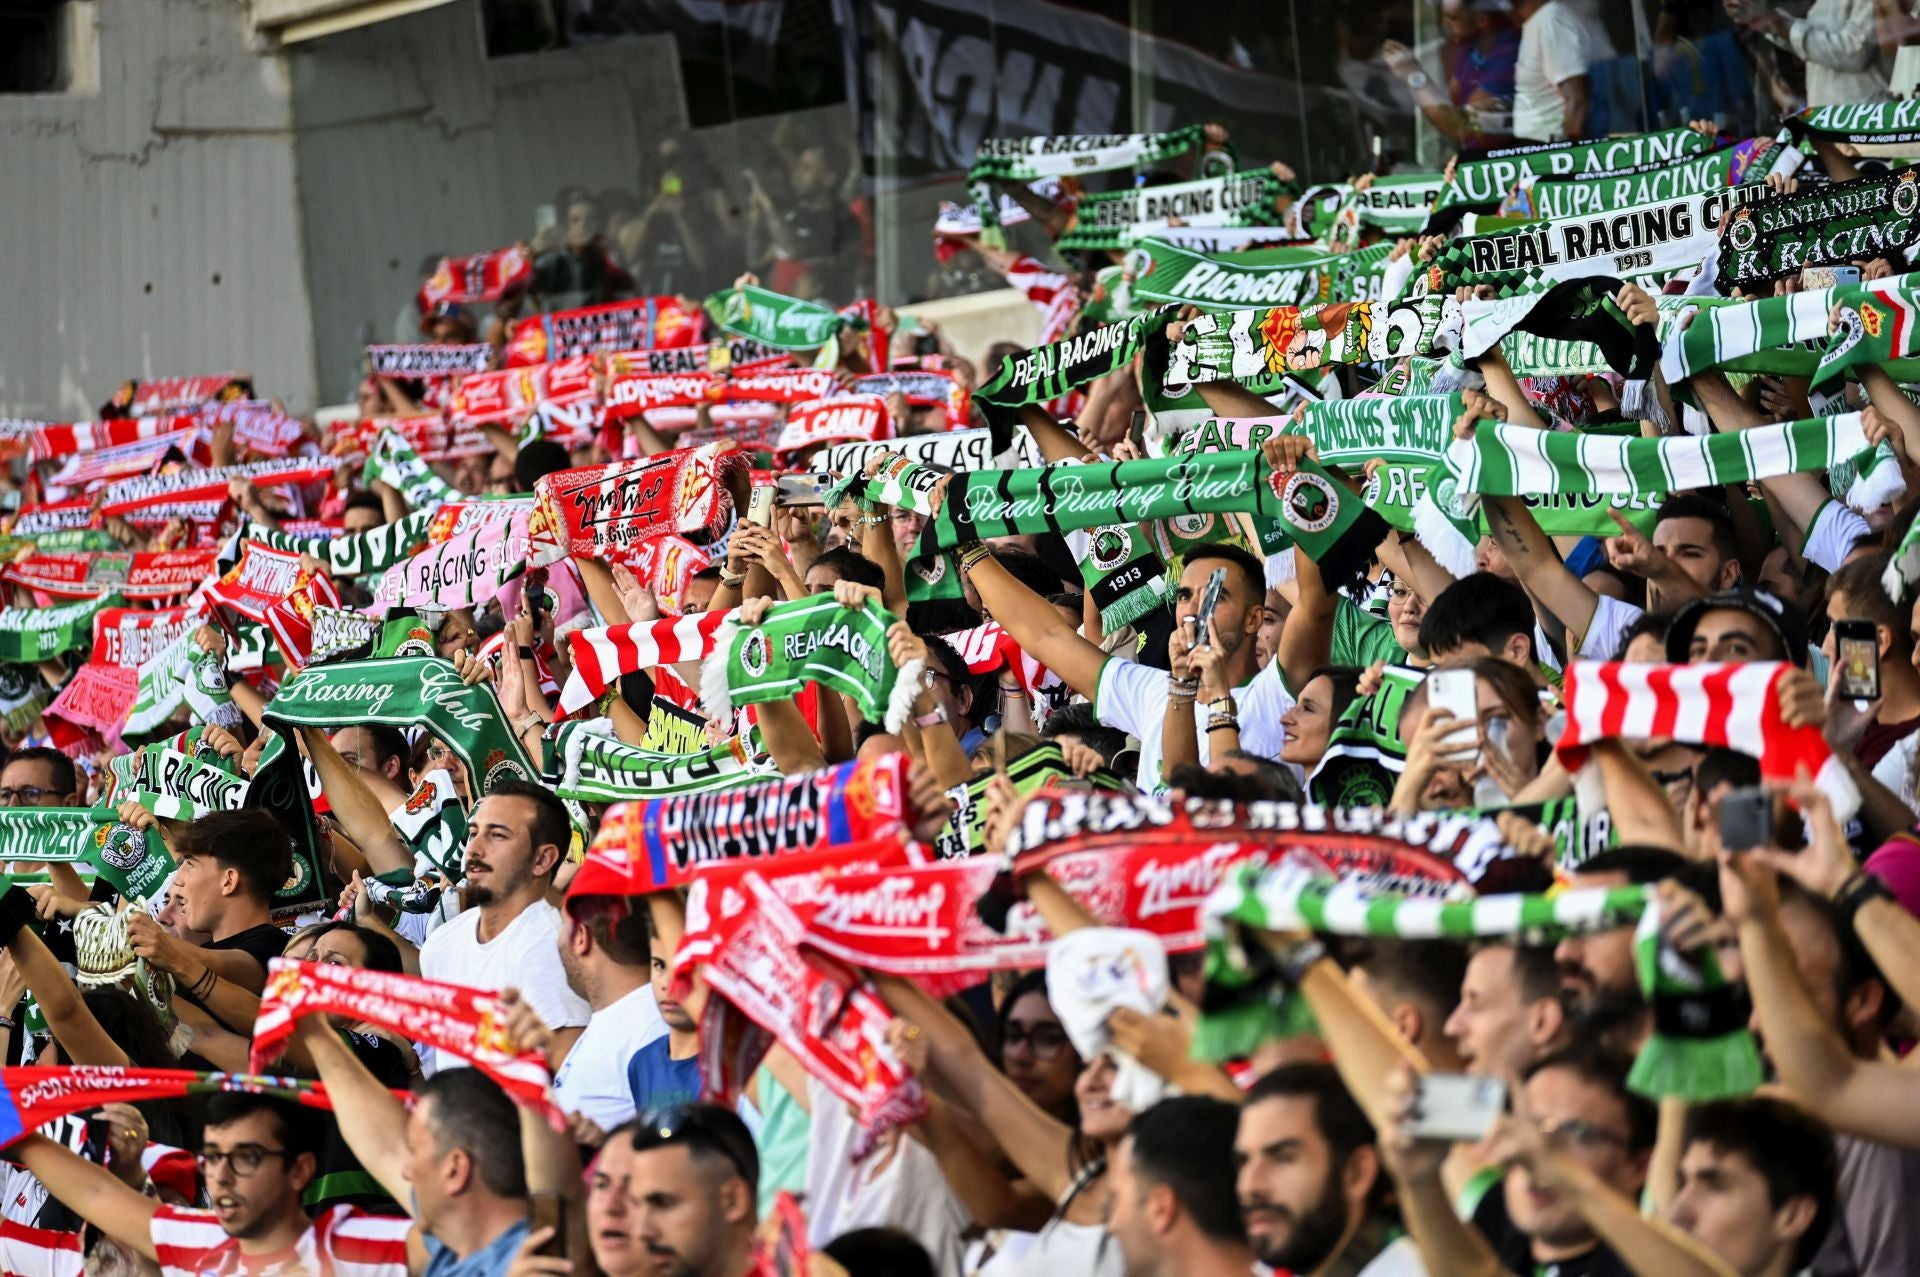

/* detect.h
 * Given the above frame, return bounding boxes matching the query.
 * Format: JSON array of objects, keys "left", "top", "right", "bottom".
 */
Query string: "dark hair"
[
  {"left": 484, "top": 779, "right": 572, "bottom": 873},
  {"left": 177, "top": 811, "right": 294, "bottom": 906},
  {"left": 3, "top": 746, "right": 77, "bottom": 799},
  {"left": 1462, "top": 656, "right": 1543, "bottom": 729},
  {"left": 204, "top": 1092, "right": 327, "bottom": 1162},
  {"left": 1245, "top": 1063, "right": 1382, "bottom": 1209},
  {"left": 1185, "top": 543, "right": 1266, "bottom": 603},
  {"left": 418, "top": 1068, "right": 528, "bottom": 1198},
  {"left": 991, "top": 548, "right": 1068, "bottom": 598},
  {"left": 565, "top": 894, "right": 651, "bottom": 966},
  {"left": 1683, "top": 1097, "right": 1838, "bottom": 1268},
  {"left": 1575, "top": 845, "right": 1688, "bottom": 886},
  {"left": 1039, "top": 703, "right": 1129, "bottom": 762},
  {"left": 342, "top": 490, "right": 386, "bottom": 518},
  {"left": 1419, "top": 572, "right": 1535, "bottom": 662},
  {"left": 1348, "top": 939, "right": 1468, "bottom": 1032},
  {"left": 921, "top": 636, "right": 989, "bottom": 729},
  {"left": 1776, "top": 882, "right": 1895, "bottom": 1023},
  {"left": 1656, "top": 493, "right": 1738, "bottom": 567},
  {"left": 821, "top": 1228, "right": 936, "bottom": 1277},
  {"left": 1611, "top": 610, "right": 1672, "bottom": 661},
  {"left": 1165, "top": 762, "right": 1300, "bottom": 803},
  {"left": 1522, "top": 1044, "right": 1657, "bottom": 1151},
  {"left": 1478, "top": 942, "right": 1563, "bottom": 1005},
  {"left": 630, "top": 1103, "right": 760, "bottom": 1195},
  {"left": 295, "top": 919, "right": 405, "bottom": 975},
  {"left": 1302, "top": 665, "right": 1363, "bottom": 726},
  {"left": 514, "top": 440, "right": 572, "bottom": 493},
  {"left": 341, "top": 723, "right": 409, "bottom": 774},
  {"left": 810, "top": 547, "right": 886, "bottom": 591},
  {"left": 1694, "top": 748, "right": 1760, "bottom": 796},
  {"left": 1126, "top": 1097, "right": 1247, "bottom": 1246},
  {"left": 85, "top": 987, "right": 178, "bottom": 1067},
  {"left": 1827, "top": 552, "right": 1907, "bottom": 654}
]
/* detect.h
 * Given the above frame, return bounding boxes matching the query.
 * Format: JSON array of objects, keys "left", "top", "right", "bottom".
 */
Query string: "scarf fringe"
[
  {"left": 1845, "top": 451, "right": 1907, "bottom": 516},
  {"left": 885, "top": 658, "right": 925, "bottom": 734},
  {"left": 1412, "top": 494, "right": 1480, "bottom": 580},
  {"left": 699, "top": 619, "right": 740, "bottom": 724},
  {"left": 1620, "top": 377, "right": 1673, "bottom": 434}
]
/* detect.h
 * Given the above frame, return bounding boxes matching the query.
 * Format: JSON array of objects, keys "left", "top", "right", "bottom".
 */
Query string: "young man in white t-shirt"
[
  {"left": 1512, "top": 0, "right": 1592, "bottom": 141},
  {"left": 965, "top": 542, "right": 1289, "bottom": 792},
  {"left": 550, "top": 893, "right": 667, "bottom": 1129},
  {"left": 418, "top": 780, "right": 589, "bottom": 1073}
]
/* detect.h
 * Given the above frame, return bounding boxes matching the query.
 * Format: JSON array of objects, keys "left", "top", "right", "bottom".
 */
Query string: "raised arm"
[
  {"left": 294, "top": 1015, "right": 418, "bottom": 1212},
  {"left": 301, "top": 726, "right": 413, "bottom": 876},
  {"left": 10, "top": 1136, "right": 162, "bottom": 1261},
  {"left": 963, "top": 552, "right": 1110, "bottom": 702}
]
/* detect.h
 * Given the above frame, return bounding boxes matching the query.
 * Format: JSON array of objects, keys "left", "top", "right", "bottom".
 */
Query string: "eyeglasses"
[
  {"left": 922, "top": 669, "right": 954, "bottom": 690},
  {"left": 1002, "top": 1021, "right": 1072, "bottom": 1057},
  {"left": 632, "top": 1105, "right": 757, "bottom": 1186},
  {"left": 1387, "top": 585, "right": 1418, "bottom": 602},
  {"left": 425, "top": 742, "right": 455, "bottom": 762},
  {"left": 1536, "top": 1119, "right": 1632, "bottom": 1152},
  {"left": 0, "top": 787, "right": 48, "bottom": 805},
  {"left": 197, "top": 1144, "right": 295, "bottom": 1176}
]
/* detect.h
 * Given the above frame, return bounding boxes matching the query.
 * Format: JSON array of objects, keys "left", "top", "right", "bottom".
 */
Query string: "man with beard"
[
  {"left": 1106, "top": 1096, "right": 1252, "bottom": 1277},
  {"left": 13, "top": 1092, "right": 411, "bottom": 1277},
  {"left": 419, "top": 780, "right": 588, "bottom": 1074},
  {"left": 1552, "top": 847, "right": 1687, "bottom": 1052},
  {"left": 626, "top": 1105, "right": 760, "bottom": 1277},
  {"left": 1235, "top": 1063, "right": 1424, "bottom": 1277}
]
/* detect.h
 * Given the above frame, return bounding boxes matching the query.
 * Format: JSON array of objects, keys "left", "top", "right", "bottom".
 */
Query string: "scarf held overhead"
[{"left": 701, "top": 595, "right": 922, "bottom": 734}]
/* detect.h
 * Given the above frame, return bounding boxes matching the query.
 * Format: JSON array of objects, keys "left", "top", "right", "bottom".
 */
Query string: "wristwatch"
[
  {"left": 1406, "top": 69, "right": 1429, "bottom": 90},
  {"left": 1203, "top": 695, "right": 1238, "bottom": 720}
]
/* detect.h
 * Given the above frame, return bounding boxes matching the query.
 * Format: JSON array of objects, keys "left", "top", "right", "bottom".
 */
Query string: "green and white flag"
[
  {"left": 702, "top": 595, "right": 922, "bottom": 733},
  {"left": 1056, "top": 168, "right": 1285, "bottom": 252},
  {"left": 968, "top": 126, "right": 1214, "bottom": 241},
  {"left": 364, "top": 429, "right": 462, "bottom": 511}
]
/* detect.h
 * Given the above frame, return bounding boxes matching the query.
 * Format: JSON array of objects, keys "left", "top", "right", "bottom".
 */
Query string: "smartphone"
[
  {"left": 1191, "top": 568, "right": 1228, "bottom": 648},
  {"left": 529, "top": 1194, "right": 567, "bottom": 1257},
  {"left": 913, "top": 332, "right": 942, "bottom": 357},
  {"left": 1407, "top": 1073, "right": 1507, "bottom": 1142},
  {"left": 1801, "top": 264, "right": 1862, "bottom": 290},
  {"left": 1426, "top": 668, "right": 1480, "bottom": 763},
  {"left": 747, "top": 485, "right": 776, "bottom": 529},
  {"left": 775, "top": 473, "right": 830, "bottom": 507},
  {"left": 1720, "top": 786, "right": 1774, "bottom": 853},
  {"left": 1834, "top": 619, "right": 1880, "bottom": 700},
  {"left": 533, "top": 204, "right": 557, "bottom": 237}
]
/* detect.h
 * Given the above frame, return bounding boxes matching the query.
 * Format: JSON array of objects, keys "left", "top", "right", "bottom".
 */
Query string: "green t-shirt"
[{"left": 1333, "top": 596, "right": 1409, "bottom": 668}]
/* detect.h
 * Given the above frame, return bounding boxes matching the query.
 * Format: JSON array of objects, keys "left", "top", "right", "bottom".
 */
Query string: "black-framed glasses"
[
  {"left": 922, "top": 669, "right": 954, "bottom": 690},
  {"left": 1002, "top": 1021, "right": 1071, "bottom": 1058},
  {"left": 0, "top": 787, "right": 48, "bottom": 805},
  {"left": 1537, "top": 1120, "right": 1632, "bottom": 1152},
  {"left": 197, "top": 1144, "right": 295, "bottom": 1176},
  {"left": 632, "top": 1104, "right": 758, "bottom": 1188}
]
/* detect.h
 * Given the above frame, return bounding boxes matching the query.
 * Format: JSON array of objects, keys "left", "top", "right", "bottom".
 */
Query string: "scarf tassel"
[
  {"left": 1625, "top": 903, "right": 1764, "bottom": 1102},
  {"left": 1191, "top": 934, "right": 1319, "bottom": 1062},
  {"left": 1412, "top": 493, "right": 1481, "bottom": 580},
  {"left": 885, "top": 657, "right": 925, "bottom": 735}
]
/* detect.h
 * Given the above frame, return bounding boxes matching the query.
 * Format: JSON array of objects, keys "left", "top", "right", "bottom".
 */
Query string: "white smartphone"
[
  {"left": 747, "top": 485, "right": 776, "bottom": 528},
  {"left": 1426, "top": 668, "right": 1479, "bottom": 763},
  {"left": 1407, "top": 1073, "right": 1507, "bottom": 1142}
]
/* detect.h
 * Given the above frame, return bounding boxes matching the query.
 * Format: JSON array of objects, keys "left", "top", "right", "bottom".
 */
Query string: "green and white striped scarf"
[
  {"left": 545, "top": 719, "right": 775, "bottom": 801},
  {"left": 701, "top": 595, "right": 922, "bottom": 733},
  {"left": 968, "top": 127, "right": 1212, "bottom": 242},
  {"left": 976, "top": 306, "right": 1179, "bottom": 419},
  {"left": 127, "top": 624, "right": 273, "bottom": 738},
  {"left": 105, "top": 746, "right": 249, "bottom": 823},
  {"left": 1657, "top": 278, "right": 1920, "bottom": 390},
  {"left": 1784, "top": 99, "right": 1920, "bottom": 149},
  {"left": 1436, "top": 127, "right": 1718, "bottom": 214},
  {"left": 1444, "top": 413, "right": 1870, "bottom": 505},
  {"left": 363, "top": 429, "right": 462, "bottom": 511},
  {"left": 1056, "top": 168, "right": 1285, "bottom": 253},
  {"left": 246, "top": 508, "right": 433, "bottom": 579}
]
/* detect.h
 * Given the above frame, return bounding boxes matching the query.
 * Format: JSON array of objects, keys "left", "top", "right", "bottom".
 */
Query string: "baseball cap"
[{"left": 1664, "top": 585, "right": 1810, "bottom": 667}]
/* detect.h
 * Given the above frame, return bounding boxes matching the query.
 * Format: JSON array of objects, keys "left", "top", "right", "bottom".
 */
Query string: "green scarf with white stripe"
[
  {"left": 1435, "top": 127, "right": 1718, "bottom": 215},
  {"left": 1057, "top": 168, "right": 1286, "bottom": 253},
  {"left": 701, "top": 595, "right": 922, "bottom": 733},
  {"left": 104, "top": 746, "right": 249, "bottom": 822},
  {"left": 704, "top": 284, "right": 843, "bottom": 352},
  {"left": 544, "top": 720, "right": 775, "bottom": 801},
  {"left": 967, "top": 127, "right": 1213, "bottom": 244},
  {"left": 363, "top": 430, "right": 462, "bottom": 511},
  {"left": 1128, "top": 239, "right": 1394, "bottom": 310},
  {"left": 246, "top": 509, "right": 433, "bottom": 579},
  {"left": 0, "top": 593, "right": 124, "bottom": 663}
]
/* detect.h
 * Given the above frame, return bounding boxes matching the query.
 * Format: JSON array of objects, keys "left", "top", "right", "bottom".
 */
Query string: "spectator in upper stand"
[
  {"left": 1380, "top": 0, "right": 1521, "bottom": 149},
  {"left": 1511, "top": 0, "right": 1592, "bottom": 141},
  {"left": 1726, "top": 0, "right": 1894, "bottom": 107},
  {"left": 533, "top": 190, "right": 634, "bottom": 308}
]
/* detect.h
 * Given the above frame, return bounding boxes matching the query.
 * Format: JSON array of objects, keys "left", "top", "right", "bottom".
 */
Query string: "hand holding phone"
[
  {"left": 1719, "top": 786, "right": 1774, "bottom": 853},
  {"left": 1192, "top": 568, "right": 1228, "bottom": 649},
  {"left": 1834, "top": 619, "right": 1880, "bottom": 701},
  {"left": 747, "top": 485, "right": 776, "bottom": 529},
  {"left": 1406, "top": 1073, "right": 1507, "bottom": 1142},
  {"left": 1426, "top": 668, "right": 1479, "bottom": 763}
]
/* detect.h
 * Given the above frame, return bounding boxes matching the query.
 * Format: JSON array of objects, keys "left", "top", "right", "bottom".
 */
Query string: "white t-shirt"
[
  {"left": 1513, "top": 0, "right": 1592, "bottom": 141},
  {"left": 1095, "top": 655, "right": 1293, "bottom": 792},
  {"left": 1806, "top": 498, "right": 1874, "bottom": 574},
  {"left": 418, "top": 900, "right": 590, "bottom": 1075},
  {"left": 804, "top": 1079, "right": 971, "bottom": 1277},
  {"left": 1358, "top": 1236, "right": 1429, "bottom": 1276},
  {"left": 551, "top": 983, "right": 667, "bottom": 1129}
]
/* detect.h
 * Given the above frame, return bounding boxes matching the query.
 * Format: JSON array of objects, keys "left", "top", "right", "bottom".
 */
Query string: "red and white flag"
[
  {"left": 559, "top": 608, "right": 734, "bottom": 715},
  {"left": 1558, "top": 660, "right": 1859, "bottom": 819}
]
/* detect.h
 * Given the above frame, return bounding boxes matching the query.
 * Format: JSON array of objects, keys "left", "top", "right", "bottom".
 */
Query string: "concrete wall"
[
  {"left": 285, "top": 4, "right": 690, "bottom": 405},
  {"left": 0, "top": 0, "right": 314, "bottom": 419}
]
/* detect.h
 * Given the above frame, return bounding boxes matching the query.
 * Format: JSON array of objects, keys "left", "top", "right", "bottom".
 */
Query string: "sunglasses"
[{"left": 632, "top": 1105, "right": 757, "bottom": 1186}]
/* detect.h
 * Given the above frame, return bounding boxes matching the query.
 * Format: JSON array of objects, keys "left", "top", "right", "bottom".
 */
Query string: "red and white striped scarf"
[
  {"left": 1558, "top": 661, "right": 1860, "bottom": 819},
  {"left": 559, "top": 608, "right": 733, "bottom": 714}
]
